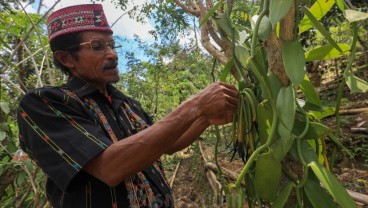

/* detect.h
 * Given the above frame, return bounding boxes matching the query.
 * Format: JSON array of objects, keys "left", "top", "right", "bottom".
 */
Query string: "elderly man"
[{"left": 17, "top": 4, "right": 238, "bottom": 208}]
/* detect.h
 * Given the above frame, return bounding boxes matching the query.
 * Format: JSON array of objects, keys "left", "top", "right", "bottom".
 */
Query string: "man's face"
[{"left": 69, "top": 31, "right": 120, "bottom": 85}]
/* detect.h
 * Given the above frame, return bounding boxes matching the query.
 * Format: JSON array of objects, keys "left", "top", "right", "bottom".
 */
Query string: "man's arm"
[
  {"left": 164, "top": 111, "right": 234, "bottom": 155},
  {"left": 83, "top": 82, "right": 238, "bottom": 186}
]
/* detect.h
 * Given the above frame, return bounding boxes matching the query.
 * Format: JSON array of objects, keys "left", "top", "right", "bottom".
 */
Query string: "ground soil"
[{"left": 165, "top": 72, "right": 368, "bottom": 208}]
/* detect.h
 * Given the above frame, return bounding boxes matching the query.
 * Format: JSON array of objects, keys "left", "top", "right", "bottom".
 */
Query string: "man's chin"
[{"left": 107, "top": 77, "right": 120, "bottom": 84}]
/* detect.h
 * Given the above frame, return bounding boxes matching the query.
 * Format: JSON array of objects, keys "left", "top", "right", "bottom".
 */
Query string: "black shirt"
[{"left": 17, "top": 76, "right": 173, "bottom": 208}]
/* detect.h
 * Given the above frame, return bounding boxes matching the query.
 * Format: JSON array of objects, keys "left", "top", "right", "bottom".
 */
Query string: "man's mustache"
[{"left": 103, "top": 60, "right": 118, "bottom": 70}]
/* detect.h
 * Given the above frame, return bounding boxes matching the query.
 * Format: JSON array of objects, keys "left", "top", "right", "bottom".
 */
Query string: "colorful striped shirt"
[{"left": 17, "top": 76, "right": 173, "bottom": 208}]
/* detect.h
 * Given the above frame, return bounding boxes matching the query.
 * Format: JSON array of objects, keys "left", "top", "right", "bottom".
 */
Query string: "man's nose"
[{"left": 105, "top": 46, "right": 118, "bottom": 59}]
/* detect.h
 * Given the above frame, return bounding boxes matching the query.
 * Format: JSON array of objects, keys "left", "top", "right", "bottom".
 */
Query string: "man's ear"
[{"left": 53, "top": 51, "right": 74, "bottom": 69}]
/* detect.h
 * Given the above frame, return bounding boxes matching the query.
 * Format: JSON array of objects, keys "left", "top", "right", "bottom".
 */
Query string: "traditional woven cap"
[{"left": 46, "top": 4, "right": 113, "bottom": 42}]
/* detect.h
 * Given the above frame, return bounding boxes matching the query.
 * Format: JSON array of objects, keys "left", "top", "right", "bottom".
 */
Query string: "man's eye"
[
  {"left": 91, "top": 40, "right": 105, "bottom": 51},
  {"left": 109, "top": 41, "right": 116, "bottom": 48}
]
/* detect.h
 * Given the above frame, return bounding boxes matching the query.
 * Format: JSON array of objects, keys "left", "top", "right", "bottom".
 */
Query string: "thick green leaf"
[
  {"left": 345, "top": 9, "right": 368, "bottom": 23},
  {"left": 271, "top": 134, "right": 294, "bottom": 161},
  {"left": 344, "top": 71, "right": 368, "bottom": 93},
  {"left": 307, "top": 139, "right": 324, "bottom": 164},
  {"left": 305, "top": 44, "right": 350, "bottom": 61},
  {"left": 257, "top": 16, "right": 272, "bottom": 40},
  {"left": 299, "top": 0, "right": 335, "bottom": 34},
  {"left": 304, "top": 170, "right": 337, "bottom": 208},
  {"left": 271, "top": 182, "right": 293, "bottom": 208},
  {"left": 292, "top": 120, "right": 331, "bottom": 140},
  {"left": 335, "top": 0, "right": 345, "bottom": 12},
  {"left": 234, "top": 44, "right": 250, "bottom": 67},
  {"left": 255, "top": 152, "right": 282, "bottom": 201},
  {"left": 309, "top": 106, "right": 335, "bottom": 120},
  {"left": 216, "top": 14, "right": 239, "bottom": 41},
  {"left": 269, "top": 0, "right": 293, "bottom": 27},
  {"left": 0, "top": 102, "right": 10, "bottom": 114},
  {"left": 289, "top": 139, "right": 319, "bottom": 164},
  {"left": 199, "top": 0, "right": 223, "bottom": 27},
  {"left": 301, "top": 101, "right": 324, "bottom": 112},
  {"left": 309, "top": 161, "right": 356, "bottom": 208},
  {"left": 282, "top": 41, "right": 306, "bottom": 86},
  {"left": 257, "top": 101, "right": 273, "bottom": 145},
  {"left": 300, "top": 74, "right": 322, "bottom": 107},
  {"left": 254, "top": 47, "right": 268, "bottom": 77},
  {"left": 220, "top": 58, "right": 233, "bottom": 82},
  {"left": 267, "top": 72, "right": 282, "bottom": 100},
  {"left": 277, "top": 86, "right": 296, "bottom": 136},
  {"left": 239, "top": 30, "right": 248, "bottom": 45},
  {"left": 302, "top": 7, "right": 343, "bottom": 53}
]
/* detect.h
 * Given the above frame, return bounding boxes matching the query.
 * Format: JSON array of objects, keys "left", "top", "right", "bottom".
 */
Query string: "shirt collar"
[{"left": 64, "top": 76, "right": 127, "bottom": 101}]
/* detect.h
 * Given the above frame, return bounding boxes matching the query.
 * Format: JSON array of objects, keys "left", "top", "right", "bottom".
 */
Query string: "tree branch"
[
  {"left": 200, "top": 24, "right": 228, "bottom": 65},
  {"left": 173, "top": 0, "right": 199, "bottom": 16}
]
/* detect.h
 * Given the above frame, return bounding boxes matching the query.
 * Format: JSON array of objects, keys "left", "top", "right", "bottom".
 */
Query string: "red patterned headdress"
[{"left": 46, "top": 4, "right": 113, "bottom": 42}]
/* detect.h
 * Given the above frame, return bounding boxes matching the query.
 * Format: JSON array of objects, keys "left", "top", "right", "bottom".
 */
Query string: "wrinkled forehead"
[{"left": 78, "top": 31, "right": 115, "bottom": 42}]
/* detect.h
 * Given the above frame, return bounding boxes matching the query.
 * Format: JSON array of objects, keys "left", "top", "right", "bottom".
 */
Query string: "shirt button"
[{"left": 161, "top": 183, "right": 165, "bottom": 187}]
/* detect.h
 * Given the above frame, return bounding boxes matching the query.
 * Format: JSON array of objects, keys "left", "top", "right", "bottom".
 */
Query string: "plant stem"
[
  {"left": 334, "top": 23, "right": 358, "bottom": 139},
  {"left": 214, "top": 126, "right": 223, "bottom": 176},
  {"left": 251, "top": 10, "right": 268, "bottom": 57}
]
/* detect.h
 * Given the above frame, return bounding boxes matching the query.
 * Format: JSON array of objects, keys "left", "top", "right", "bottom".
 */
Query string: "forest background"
[{"left": 0, "top": 0, "right": 367, "bottom": 207}]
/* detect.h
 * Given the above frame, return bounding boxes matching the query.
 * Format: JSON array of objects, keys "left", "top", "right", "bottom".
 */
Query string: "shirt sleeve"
[{"left": 17, "top": 87, "right": 113, "bottom": 192}]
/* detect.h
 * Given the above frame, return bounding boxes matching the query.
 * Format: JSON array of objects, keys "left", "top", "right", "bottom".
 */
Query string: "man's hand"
[
  {"left": 190, "top": 82, "right": 238, "bottom": 124},
  {"left": 206, "top": 111, "right": 234, "bottom": 126}
]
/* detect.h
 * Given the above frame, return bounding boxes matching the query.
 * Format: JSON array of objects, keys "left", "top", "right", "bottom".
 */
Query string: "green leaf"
[
  {"left": 302, "top": 7, "right": 343, "bottom": 53},
  {"left": 0, "top": 36, "right": 12, "bottom": 50},
  {"left": 305, "top": 44, "right": 350, "bottom": 61},
  {"left": 282, "top": 41, "right": 306, "bottom": 86},
  {"left": 0, "top": 102, "right": 10, "bottom": 114},
  {"left": 304, "top": 170, "right": 337, "bottom": 208},
  {"left": 344, "top": 71, "right": 368, "bottom": 93},
  {"left": 300, "top": 74, "right": 322, "bottom": 107},
  {"left": 267, "top": 72, "right": 282, "bottom": 100},
  {"left": 220, "top": 57, "right": 233, "bottom": 82},
  {"left": 257, "top": 100, "right": 273, "bottom": 145},
  {"left": 16, "top": 172, "right": 27, "bottom": 186},
  {"left": 289, "top": 139, "right": 319, "bottom": 164},
  {"left": 257, "top": 16, "right": 272, "bottom": 41},
  {"left": 255, "top": 152, "right": 282, "bottom": 201},
  {"left": 299, "top": 0, "right": 335, "bottom": 34},
  {"left": 309, "top": 161, "right": 356, "bottom": 208},
  {"left": 234, "top": 44, "right": 250, "bottom": 67},
  {"left": 199, "top": 0, "right": 223, "bottom": 27},
  {"left": 292, "top": 120, "right": 331, "bottom": 140},
  {"left": 335, "top": 0, "right": 345, "bottom": 12},
  {"left": 271, "top": 182, "right": 293, "bottom": 208},
  {"left": 345, "top": 9, "right": 368, "bottom": 23},
  {"left": 2, "top": 156, "right": 10, "bottom": 163},
  {"left": 216, "top": 13, "right": 239, "bottom": 41},
  {"left": 25, "top": 159, "right": 33, "bottom": 172},
  {"left": 271, "top": 133, "right": 294, "bottom": 161},
  {"left": 277, "top": 86, "right": 296, "bottom": 136},
  {"left": 308, "top": 106, "right": 335, "bottom": 120},
  {"left": 307, "top": 139, "right": 325, "bottom": 164},
  {"left": 0, "top": 131, "right": 6, "bottom": 142},
  {"left": 269, "top": 0, "right": 293, "bottom": 28}
]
